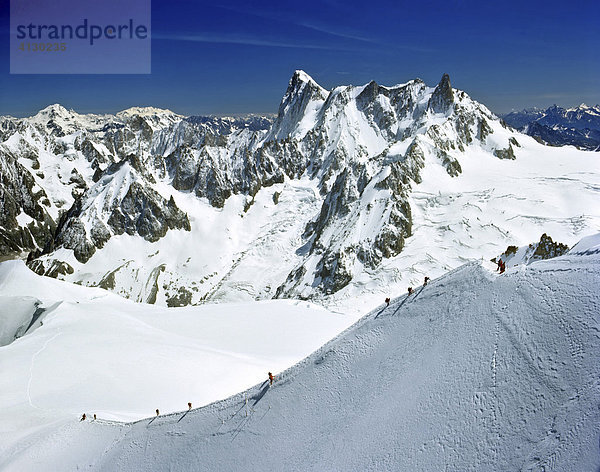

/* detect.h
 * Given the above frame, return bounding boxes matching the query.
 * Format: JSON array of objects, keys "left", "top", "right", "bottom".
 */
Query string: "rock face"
[
  {"left": 0, "top": 72, "right": 531, "bottom": 304},
  {"left": 532, "top": 233, "right": 569, "bottom": 260},
  {"left": 0, "top": 146, "right": 55, "bottom": 256},
  {"left": 428, "top": 73, "right": 454, "bottom": 114},
  {"left": 57, "top": 169, "right": 190, "bottom": 264},
  {"left": 495, "top": 233, "right": 570, "bottom": 269}
]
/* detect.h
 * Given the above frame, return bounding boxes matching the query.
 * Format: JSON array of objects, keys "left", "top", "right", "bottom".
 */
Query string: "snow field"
[
  {"left": 0, "top": 260, "right": 353, "bottom": 464},
  {"left": 2, "top": 245, "right": 598, "bottom": 471}
]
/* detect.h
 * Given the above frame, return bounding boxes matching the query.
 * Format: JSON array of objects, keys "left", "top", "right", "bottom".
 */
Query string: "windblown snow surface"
[
  {"left": 1, "top": 235, "right": 598, "bottom": 471},
  {"left": 0, "top": 260, "right": 353, "bottom": 469}
]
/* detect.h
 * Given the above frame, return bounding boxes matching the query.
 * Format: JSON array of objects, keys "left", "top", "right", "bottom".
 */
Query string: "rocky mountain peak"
[
  {"left": 356, "top": 80, "right": 384, "bottom": 102},
  {"left": 428, "top": 73, "right": 454, "bottom": 114},
  {"left": 34, "top": 103, "right": 71, "bottom": 117},
  {"left": 1, "top": 71, "right": 565, "bottom": 308},
  {"left": 29, "top": 103, "right": 76, "bottom": 125},
  {"left": 27, "top": 104, "right": 86, "bottom": 137},
  {"left": 290, "top": 70, "right": 320, "bottom": 87},
  {"left": 282, "top": 70, "right": 328, "bottom": 103},
  {"left": 268, "top": 70, "right": 329, "bottom": 140}
]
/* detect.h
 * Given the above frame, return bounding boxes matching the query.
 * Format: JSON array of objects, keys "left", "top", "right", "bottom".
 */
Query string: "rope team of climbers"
[
  {"left": 79, "top": 373, "right": 277, "bottom": 422},
  {"left": 386, "top": 263, "right": 504, "bottom": 309},
  {"left": 79, "top": 266, "right": 504, "bottom": 423}
]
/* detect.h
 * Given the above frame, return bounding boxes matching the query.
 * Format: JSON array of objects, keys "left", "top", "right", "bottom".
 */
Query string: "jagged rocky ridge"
[
  {"left": 0, "top": 71, "right": 537, "bottom": 304},
  {"left": 493, "top": 233, "right": 570, "bottom": 269}
]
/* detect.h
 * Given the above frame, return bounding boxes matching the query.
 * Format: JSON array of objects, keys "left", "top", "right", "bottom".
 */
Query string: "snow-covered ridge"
[
  {"left": 1, "top": 235, "right": 598, "bottom": 471},
  {"left": 115, "top": 106, "right": 181, "bottom": 118},
  {"left": 0, "top": 257, "right": 354, "bottom": 464}
]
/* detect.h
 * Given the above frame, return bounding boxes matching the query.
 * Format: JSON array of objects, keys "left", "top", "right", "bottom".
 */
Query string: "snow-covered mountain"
[
  {"left": 502, "top": 104, "right": 600, "bottom": 151},
  {"left": 1, "top": 233, "right": 598, "bottom": 471},
  {"left": 1, "top": 72, "right": 599, "bottom": 314}
]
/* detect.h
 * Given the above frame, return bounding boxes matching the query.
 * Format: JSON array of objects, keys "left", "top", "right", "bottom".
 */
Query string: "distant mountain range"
[{"left": 502, "top": 104, "right": 600, "bottom": 151}]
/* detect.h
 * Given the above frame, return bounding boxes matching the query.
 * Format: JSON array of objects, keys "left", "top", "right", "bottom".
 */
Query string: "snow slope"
[
  {"left": 0, "top": 261, "right": 353, "bottom": 461},
  {"left": 2, "top": 240, "right": 598, "bottom": 471}
]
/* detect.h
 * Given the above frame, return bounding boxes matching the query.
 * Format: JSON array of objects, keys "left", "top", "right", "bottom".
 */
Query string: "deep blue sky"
[{"left": 1, "top": 0, "right": 599, "bottom": 117}]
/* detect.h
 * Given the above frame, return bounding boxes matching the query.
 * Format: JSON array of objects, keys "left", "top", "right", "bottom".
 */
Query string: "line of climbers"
[
  {"left": 385, "top": 258, "right": 507, "bottom": 309},
  {"left": 80, "top": 373, "right": 277, "bottom": 422},
  {"left": 385, "top": 276, "right": 430, "bottom": 306},
  {"left": 80, "top": 264, "right": 508, "bottom": 423}
]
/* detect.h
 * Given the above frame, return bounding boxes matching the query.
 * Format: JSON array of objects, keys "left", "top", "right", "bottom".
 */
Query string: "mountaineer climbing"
[
  {"left": 80, "top": 413, "right": 86, "bottom": 421},
  {"left": 188, "top": 402, "right": 192, "bottom": 410},
  {"left": 408, "top": 287, "right": 414, "bottom": 295},
  {"left": 156, "top": 409, "right": 160, "bottom": 416},
  {"left": 268, "top": 372, "right": 274, "bottom": 386},
  {"left": 385, "top": 297, "right": 390, "bottom": 306},
  {"left": 424, "top": 276, "right": 430, "bottom": 286}
]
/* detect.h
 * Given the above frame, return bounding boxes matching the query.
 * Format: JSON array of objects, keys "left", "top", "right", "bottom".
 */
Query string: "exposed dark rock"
[
  {"left": 439, "top": 150, "right": 463, "bottom": 176},
  {"left": 313, "top": 249, "right": 354, "bottom": 295},
  {"left": 0, "top": 149, "right": 55, "bottom": 256},
  {"left": 144, "top": 264, "right": 166, "bottom": 304},
  {"left": 106, "top": 182, "right": 190, "bottom": 243},
  {"left": 428, "top": 74, "right": 454, "bottom": 114},
  {"left": 168, "top": 146, "right": 199, "bottom": 191},
  {"left": 166, "top": 286, "right": 193, "bottom": 307},
  {"left": 373, "top": 200, "right": 411, "bottom": 260},
  {"left": 274, "top": 266, "right": 308, "bottom": 300},
  {"left": 306, "top": 168, "right": 359, "bottom": 242},
  {"left": 28, "top": 259, "right": 74, "bottom": 278},
  {"left": 493, "top": 144, "right": 516, "bottom": 160},
  {"left": 69, "top": 168, "right": 87, "bottom": 190},
  {"left": 532, "top": 233, "right": 569, "bottom": 261},
  {"left": 454, "top": 112, "right": 474, "bottom": 145},
  {"left": 477, "top": 118, "right": 493, "bottom": 141},
  {"left": 56, "top": 217, "right": 98, "bottom": 263},
  {"left": 98, "top": 266, "right": 121, "bottom": 290}
]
